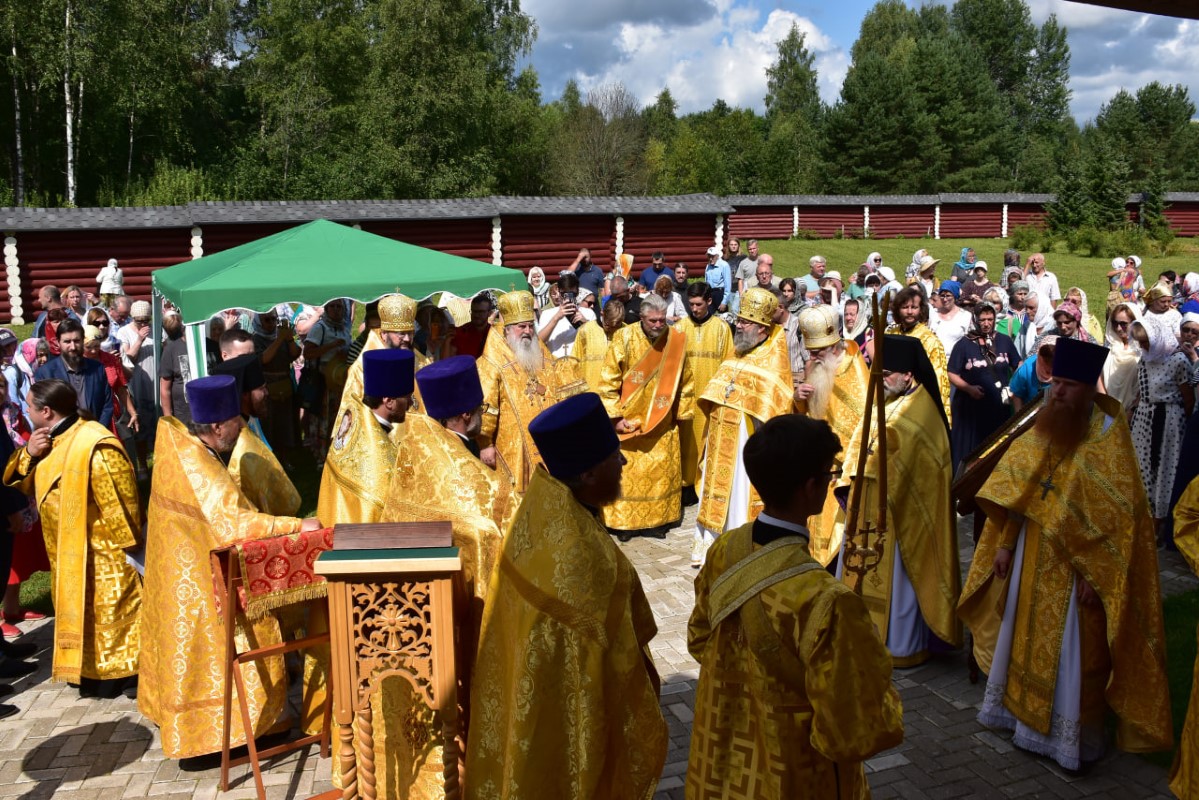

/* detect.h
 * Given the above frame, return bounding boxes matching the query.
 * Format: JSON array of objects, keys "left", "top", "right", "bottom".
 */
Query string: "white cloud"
[{"left": 570, "top": 6, "right": 841, "bottom": 113}]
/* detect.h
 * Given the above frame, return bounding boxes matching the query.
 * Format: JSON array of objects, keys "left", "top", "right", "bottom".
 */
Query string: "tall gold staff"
[{"left": 842, "top": 293, "right": 890, "bottom": 595}]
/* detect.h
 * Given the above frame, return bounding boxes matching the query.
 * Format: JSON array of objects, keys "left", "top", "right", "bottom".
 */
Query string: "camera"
[{"left": 561, "top": 291, "right": 577, "bottom": 306}]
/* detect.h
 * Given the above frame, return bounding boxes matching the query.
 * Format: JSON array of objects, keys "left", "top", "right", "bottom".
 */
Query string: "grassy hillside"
[{"left": 756, "top": 237, "right": 1199, "bottom": 315}]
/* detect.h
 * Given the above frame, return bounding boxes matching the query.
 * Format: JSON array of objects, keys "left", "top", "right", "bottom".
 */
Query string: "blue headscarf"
[{"left": 953, "top": 247, "right": 974, "bottom": 273}]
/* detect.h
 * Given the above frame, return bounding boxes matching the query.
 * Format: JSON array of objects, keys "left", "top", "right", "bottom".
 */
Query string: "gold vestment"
[
  {"left": 4, "top": 419, "right": 141, "bottom": 684},
  {"left": 138, "top": 417, "right": 304, "bottom": 758},
  {"left": 832, "top": 384, "right": 962, "bottom": 663},
  {"left": 228, "top": 427, "right": 301, "bottom": 517},
  {"left": 597, "top": 324, "right": 694, "bottom": 531},
  {"left": 571, "top": 319, "right": 619, "bottom": 392},
  {"left": 337, "top": 330, "right": 428, "bottom": 417},
  {"left": 317, "top": 398, "right": 402, "bottom": 527},
  {"left": 804, "top": 342, "right": 870, "bottom": 565},
  {"left": 673, "top": 314, "right": 733, "bottom": 488},
  {"left": 477, "top": 332, "right": 587, "bottom": 496},
  {"left": 466, "top": 468, "right": 667, "bottom": 799},
  {"left": 885, "top": 322, "right": 952, "bottom": 425},
  {"left": 371, "top": 412, "right": 506, "bottom": 799},
  {"left": 958, "top": 399, "right": 1171, "bottom": 754},
  {"left": 1171, "top": 476, "right": 1199, "bottom": 798},
  {"left": 687, "top": 523, "right": 903, "bottom": 798},
  {"left": 696, "top": 325, "right": 796, "bottom": 533}
]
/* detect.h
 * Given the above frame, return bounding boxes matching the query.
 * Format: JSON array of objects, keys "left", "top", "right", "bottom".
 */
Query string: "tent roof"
[{"left": 153, "top": 219, "right": 519, "bottom": 324}]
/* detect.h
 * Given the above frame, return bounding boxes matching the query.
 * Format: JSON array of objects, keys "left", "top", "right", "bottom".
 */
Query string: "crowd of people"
[{"left": 1, "top": 241, "right": 1199, "bottom": 798}]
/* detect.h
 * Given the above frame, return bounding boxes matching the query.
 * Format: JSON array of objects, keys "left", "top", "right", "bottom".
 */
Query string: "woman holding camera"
[{"left": 537, "top": 272, "right": 596, "bottom": 357}]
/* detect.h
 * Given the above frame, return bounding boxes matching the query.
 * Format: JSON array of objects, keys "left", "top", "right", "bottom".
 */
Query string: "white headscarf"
[
  {"left": 1133, "top": 316, "right": 1176, "bottom": 364},
  {"left": 1027, "top": 289, "right": 1052, "bottom": 333}
]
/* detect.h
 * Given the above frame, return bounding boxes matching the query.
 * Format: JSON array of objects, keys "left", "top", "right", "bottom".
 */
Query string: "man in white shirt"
[
  {"left": 1023, "top": 253, "right": 1060, "bottom": 309},
  {"left": 536, "top": 272, "right": 596, "bottom": 357}
]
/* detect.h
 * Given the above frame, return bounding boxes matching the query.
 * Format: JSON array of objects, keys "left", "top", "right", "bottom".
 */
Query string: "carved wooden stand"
[{"left": 315, "top": 548, "right": 463, "bottom": 800}]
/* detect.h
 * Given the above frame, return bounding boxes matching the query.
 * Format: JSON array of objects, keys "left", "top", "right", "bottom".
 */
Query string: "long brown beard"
[{"left": 1035, "top": 394, "right": 1092, "bottom": 453}]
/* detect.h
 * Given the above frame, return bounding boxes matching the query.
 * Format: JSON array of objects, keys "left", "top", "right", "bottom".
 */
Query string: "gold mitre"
[
  {"left": 497, "top": 290, "right": 536, "bottom": 325},
  {"left": 378, "top": 293, "right": 416, "bottom": 333},
  {"left": 737, "top": 287, "right": 779, "bottom": 327},
  {"left": 798, "top": 304, "right": 841, "bottom": 349}
]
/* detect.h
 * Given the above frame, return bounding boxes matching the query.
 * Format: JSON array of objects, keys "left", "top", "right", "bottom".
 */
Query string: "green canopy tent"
[{"left": 150, "top": 218, "right": 521, "bottom": 379}]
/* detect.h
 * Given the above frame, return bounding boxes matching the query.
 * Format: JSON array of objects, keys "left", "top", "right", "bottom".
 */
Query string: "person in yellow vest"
[
  {"left": 571, "top": 298, "right": 624, "bottom": 391},
  {"left": 886, "top": 285, "right": 952, "bottom": 424},
  {"left": 1171, "top": 474, "right": 1199, "bottom": 798},
  {"left": 371, "top": 355, "right": 507, "bottom": 799},
  {"left": 476, "top": 290, "right": 587, "bottom": 496},
  {"left": 596, "top": 292, "right": 694, "bottom": 540},
  {"left": 833, "top": 335, "right": 959, "bottom": 667},
  {"left": 467, "top": 392, "right": 667, "bottom": 798},
  {"left": 794, "top": 305, "right": 871, "bottom": 566},
  {"left": 692, "top": 287, "right": 796, "bottom": 567},
  {"left": 4, "top": 379, "right": 142, "bottom": 698},
  {"left": 687, "top": 414, "right": 904, "bottom": 798},
  {"left": 138, "top": 375, "right": 322, "bottom": 759},
  {"left": 317, "top": 349, "right": 415, "bottom": 526},
  {"left": 673, "top": 282, "right": 733, "bottom": 507},
  {"left": 960, "top": 338, "right": 1171, "bottom": 772}
]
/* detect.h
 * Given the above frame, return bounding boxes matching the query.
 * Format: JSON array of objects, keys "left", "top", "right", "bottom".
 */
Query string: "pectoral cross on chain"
[{"left": 1040, "top": 476, "right": 1054, "bottom": 500}]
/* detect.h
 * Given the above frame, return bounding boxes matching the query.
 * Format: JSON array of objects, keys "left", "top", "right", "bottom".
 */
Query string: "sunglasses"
[
  {"left": 1114, "top": 321, "right": 1130, "bottom": 328},
  {"left": 873, "top": 258, "right": 882, "bottom": 262}
]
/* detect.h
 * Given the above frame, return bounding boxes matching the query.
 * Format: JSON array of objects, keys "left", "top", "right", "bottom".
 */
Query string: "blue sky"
[{"left": 519, "top": 0, "right": 1199, "bottom": 123}]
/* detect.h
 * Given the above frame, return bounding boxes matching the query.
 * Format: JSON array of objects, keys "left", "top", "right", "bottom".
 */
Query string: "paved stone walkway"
[{"left": 0, "top": 507, "right": 1193, "bottom": 799}]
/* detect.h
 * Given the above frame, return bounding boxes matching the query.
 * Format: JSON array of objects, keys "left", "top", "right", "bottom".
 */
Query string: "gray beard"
[
  {"left": 733, "top": 329, "right": 764, "bottom": 356},
  {"left": 508, "top": 334, "right": 543, "bottom": 373},
  {"left": 806, "top": 351, "right": 841, "bottom": 419}
]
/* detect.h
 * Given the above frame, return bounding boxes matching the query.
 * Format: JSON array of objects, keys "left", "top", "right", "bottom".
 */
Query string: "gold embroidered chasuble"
[
  {"left": 687, "top": 523, "right": 903, "bottom": 799},
  {"left": 885, "top": 322, "right": 952, "bottom": 426},
  {"left": 806, "top": 343, "right": 870, "bottom": 565},
  {"left": 696, "top": 325, "right": 796, "bottom": 532},
  {"left": 673, "top": 314, "right": 733, "bottom": 488},
  {"left": 465, "top": 468, "right": 667, "bottom": 799},
  {"left": 958, "top": 398, "right": 1172, "bottom": 754},
  {"left": 477, "top": 332, "right": 587, "bottom": 496},
  {"left": 337, "top": 330, "right": 429, "bottom": 418},
  {"left": 316, "top": 397, "right": 403, "bottom": 528},
  {"left": 4, "top": 420, "right": 142, "bottom": 684},
  {"left": 571, "top": 319, "right": 619, "bottom": 391},
  {"left": 228, "top": 427, "right": 301, "bottom": 517},
  {"left": 597, "top": 324, "right": 694, "bottom": 531},
  {"left": 137, "top": 416, "right": 304, "bottom": 759},
  {"left": 832, "top": 385, "right": 962, "bottom": 661},
  {"left": 369, "top": 412, "right": 507, "bottom": 800},
  {"left": 1170, "top": 476, "right": 1199, "bottom": 798}
]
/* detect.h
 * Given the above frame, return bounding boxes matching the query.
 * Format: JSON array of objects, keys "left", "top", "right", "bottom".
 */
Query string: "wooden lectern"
[{"left": 314, "top": 521, "right": 463, "bottom": 800}]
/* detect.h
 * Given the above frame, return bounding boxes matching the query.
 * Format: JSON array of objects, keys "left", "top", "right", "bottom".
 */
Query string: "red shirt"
[{"left": 452, "top": 324, "right": 489, "bottom": 359}]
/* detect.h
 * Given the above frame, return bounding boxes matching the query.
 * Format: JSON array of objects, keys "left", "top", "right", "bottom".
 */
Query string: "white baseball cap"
[{"left": 706, "top": 246, "right": 721, "bottom": 257}]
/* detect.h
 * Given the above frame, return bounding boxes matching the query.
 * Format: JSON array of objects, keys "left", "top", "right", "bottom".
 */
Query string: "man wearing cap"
[
  {"left": 959, "top": 338, "right": 1171, "bottom": 771},
  {"left": 139, "top": 375, "right": 321, "bottom": 759},
  {"left": 687, "top": 415, "right": 904, "bottom": 798},
  {"left": 886, "top": 286, "right": 953, "bottom": 425},
  {"left": 370, "top": 356, "right": 509, "bottom": 799},
  {"left": 335, "top": 293, "right": 426, "bottom": 419},
  {"left": 477, "top": 290, "right": 587, "bottom": 495},
  {"left": 832, "top": 335, "right": 960, "bottom": 666},
  {"left": 596, "top": 292, "right": 694, "bottom": 540},
  {"left": 4, "top": 378, "right": 142, "bottom": 698},
  {"left": 317, "top": 349, "right": 415, "bottom": 526},
  {"left": 793, "top": 306, "right": 871, "bottom": 566},
  {"left": 467, "top": 392, "right": 667, "bottom": 798},
  {"left": 703, "top": 246, "right": 733, "bottom": 312},
  {"left": 674, "top": 282, "right": 732, "bottom": 505},
  {"left": 692, "top": 287, "right": 797, "bottom": 567},
  {"left": 211, "top": 353, "right": 301, "bottom": 518}
]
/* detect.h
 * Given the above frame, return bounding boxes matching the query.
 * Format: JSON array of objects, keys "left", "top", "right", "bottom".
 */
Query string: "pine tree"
[{"left": 1045, "top": 160, "right": 1091, "bottom": 233}]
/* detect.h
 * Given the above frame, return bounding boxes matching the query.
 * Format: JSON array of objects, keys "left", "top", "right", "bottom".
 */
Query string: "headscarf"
[
  {"left": 1001, "top": 266, "right": 1023, "bottom": 287},
  {"left": 864, "top": 252, "right": 882, "bottom": 274},
  {"left": 1102, "top": 302, "right": 1142, "bottom": 409},
  {"left": 982, "top": 287, "right": 1009, "bottom": 313},
  {"left": 905, "top": 249, "right": 929, "bottom": 283},
  {"left": 953, "top": 246, "right": 974, "bottom": 273},
  {"left": 16, "top": 338, "right": 39, "bottom": 381},
  {"left": 527, "top": 266, "right": 550, "bottom": 304},
  {"left": 1028, "top": 289, "right": 1052, "bottom": 333},
  {"left": 1132, "top": 317, "right": 1175, "bottom": 364}
]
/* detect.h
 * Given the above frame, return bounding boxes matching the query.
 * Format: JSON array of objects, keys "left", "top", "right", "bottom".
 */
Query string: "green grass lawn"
[{"left": 757, "top": 236, "right": 1199, "bottom": 316}]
